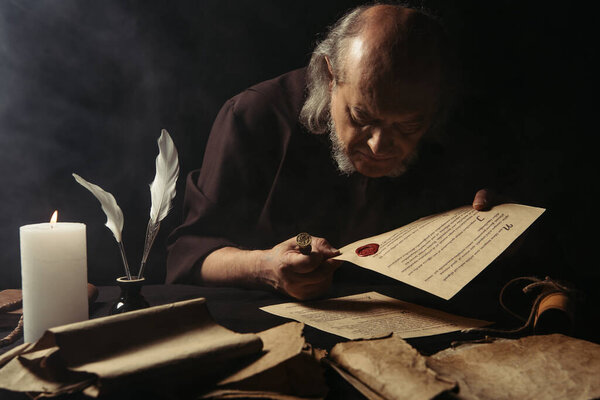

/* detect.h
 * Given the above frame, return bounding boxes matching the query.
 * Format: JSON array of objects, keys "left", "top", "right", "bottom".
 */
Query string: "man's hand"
[
  {"left": 472, "top": 188, "right": 494, "bottom": 211},
  {"left": 258, "top": 236, "right": 341, "bottom": 300},
  {"left": 472, "top": 188, "right": 513, "bottom": 211},
  {"left": 199, "top": 236, "right": 341, "bottom": 301}
]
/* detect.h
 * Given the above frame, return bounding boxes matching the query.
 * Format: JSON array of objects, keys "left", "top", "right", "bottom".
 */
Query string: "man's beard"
[
  {"left": 327, "top": 117, "right": 418, "bottom": 178},
  {"left": 328, "top": 118, "right": 357, "bottom": 176}
]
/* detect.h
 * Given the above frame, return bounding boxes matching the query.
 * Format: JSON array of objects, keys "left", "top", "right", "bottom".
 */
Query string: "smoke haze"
[{"left": 0, "top": 1, "right": 595, "bottom": 290}]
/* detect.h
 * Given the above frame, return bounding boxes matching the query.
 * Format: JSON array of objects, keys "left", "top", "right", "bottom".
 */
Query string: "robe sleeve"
[{"left": 165, "top": 90, "right": 286, "bottom": 284}]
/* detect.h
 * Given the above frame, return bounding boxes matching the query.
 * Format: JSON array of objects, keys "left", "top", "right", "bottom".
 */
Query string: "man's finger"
[
  {"left": 473, "top": 188, "right": 492, "bottom": 211},
  {"left": 325, "top": 258, "right": 343, "bottom": 270},
  {"left": 310, "top": 236, "right": 340, "bottom": 258},
  {"left": 287, "top": 261, "right": 337, "bottom": 285},
  {"left": 283, "top": 251, "right": 325, "bottom": 274}
]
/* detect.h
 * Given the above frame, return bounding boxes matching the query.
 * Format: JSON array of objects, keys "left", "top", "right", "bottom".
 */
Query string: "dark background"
[{"left": 0, "top": 1, "right": 596, "bottom": 293}]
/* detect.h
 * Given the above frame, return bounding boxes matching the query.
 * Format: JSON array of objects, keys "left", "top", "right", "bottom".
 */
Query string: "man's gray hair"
[
  {"left": 299, "top": 5, "right": 369, "bottom": 134},
  {"left": 299, "top": 3, "right": 453, "bottom": 136}
]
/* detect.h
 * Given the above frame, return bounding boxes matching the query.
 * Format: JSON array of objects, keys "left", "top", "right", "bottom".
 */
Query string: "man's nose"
[{"left": 367, "top": 127, "right": 393, "bottom": 155}]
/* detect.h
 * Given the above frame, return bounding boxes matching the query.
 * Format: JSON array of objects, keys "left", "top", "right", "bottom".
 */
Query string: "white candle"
[{"left": 19, "top": 212, "right": 88, "bottom": 343}]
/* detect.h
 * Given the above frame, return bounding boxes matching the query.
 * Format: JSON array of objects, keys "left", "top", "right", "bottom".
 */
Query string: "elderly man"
[{"left": 166, "top": 4, "right": 492, "bottom": 300}]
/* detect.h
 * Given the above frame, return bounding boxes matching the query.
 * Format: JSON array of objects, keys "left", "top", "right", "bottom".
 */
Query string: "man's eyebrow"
[
  {"left": 351, "top": 106, "right": 376, "bottom": 120},
  {"left": 351, "top": 106, "right": 427, "bottom": 125},
  {"left": 398, "top": 116, "right": 425, "bottom": 124}
]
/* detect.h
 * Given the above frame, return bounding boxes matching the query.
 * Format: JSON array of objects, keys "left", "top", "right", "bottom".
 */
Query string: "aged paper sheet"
[
  {"left": 204, "top": 322, "right": 328, "bottom": 399},
  {"left": 428, "top": 334, "right": 600, "bottom": 400},
  {"left": 329, "top": 335, "right": 456, "bottom": 400},
  {"left": 335, "top": 203, "right": 545, "bottom": 299},
  {"left": 260, "top": 292, "right": 489, "bottom": 340},
  {"left": 327, "top": 333, "right": 600, "bottom": 400}
]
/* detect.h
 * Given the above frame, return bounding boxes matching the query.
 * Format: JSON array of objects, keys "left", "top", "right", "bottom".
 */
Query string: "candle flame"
[{"left": 50, "top": 210, "right": 58, "bottom": 224}]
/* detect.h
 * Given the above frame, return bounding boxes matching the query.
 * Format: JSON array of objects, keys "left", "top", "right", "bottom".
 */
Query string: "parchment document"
[
  {"left": 335, "top": 203, "right": 545, "bottom": 300},
  {"left": 260, "top": 292, "right": 489, "bottom": 340},
  {"left": 328, "top": 334, "right": 600, "bottom": 400},
  {"left": 329, "top": 335, "right": 456, "bottom": 400},
  {"left": 427, "top": 334, "right": 600, "bottom": 400}
]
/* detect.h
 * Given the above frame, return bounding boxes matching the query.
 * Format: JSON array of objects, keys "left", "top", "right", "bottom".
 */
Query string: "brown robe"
[{"left": 165, "top": 68, "right": 478, "bottom": 284}]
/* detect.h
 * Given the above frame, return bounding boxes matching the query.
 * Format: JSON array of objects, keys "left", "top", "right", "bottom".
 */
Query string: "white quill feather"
[
  {"left": 72, "top": 173, "right": 132, "bottom": 279},
  {"left": 149, "top": 129, "right": 179, "bottom": 224},
  {"left": 138, "top": 129, "right": 179, "bottom": 278},
  {"left": 72, "top": 173, "right": 124, "bottom": 242}
]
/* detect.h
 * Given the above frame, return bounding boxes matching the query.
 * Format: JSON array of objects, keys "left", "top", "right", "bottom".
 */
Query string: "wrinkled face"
[
  {"left": 328, "top": 39, "right": 440, "bottom": 178},
  {"left": 329, "top": 77, "right": 438, "bottom": 178}
]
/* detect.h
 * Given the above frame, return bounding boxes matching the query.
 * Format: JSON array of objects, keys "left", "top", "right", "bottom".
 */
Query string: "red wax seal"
[{"left": 356, "top": 243, "right": 379, "bottom": 257}]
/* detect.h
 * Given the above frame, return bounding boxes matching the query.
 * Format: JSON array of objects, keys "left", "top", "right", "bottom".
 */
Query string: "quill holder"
[{"left": 109, "top": 277, "right": 149, "bottom": 315}]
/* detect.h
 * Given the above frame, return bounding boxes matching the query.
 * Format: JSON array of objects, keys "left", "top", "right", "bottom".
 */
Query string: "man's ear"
[{"left": 325, "top": 56, "right": 335, "bottom": 91}]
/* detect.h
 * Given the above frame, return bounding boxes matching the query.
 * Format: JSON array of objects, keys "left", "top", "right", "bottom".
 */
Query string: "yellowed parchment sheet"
[
  {"left": 427, "top": 334, "right": 600, "bottom": 400},
  {"left": 334, "top": 203, "right": 545, "bottom": 300},
  {"left": 327, "top": 334, "right": 600, "bottom": 400},
  {"left": 260, "top": 291, "right": 489, "bottom": 340},
  {"left": 329, "top": 335, "right": 456, "bottom": 400}
]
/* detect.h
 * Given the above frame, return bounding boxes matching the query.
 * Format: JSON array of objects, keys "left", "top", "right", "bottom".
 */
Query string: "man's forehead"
[
  {"left": 343, "top": 36, "right": 441, "bottom": 114},
  {"left": 345, "top": 74, "right": 439, "bottom": 116},
  {"left": 351, "top": 102, "right": 426, "bottom": 122}
]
